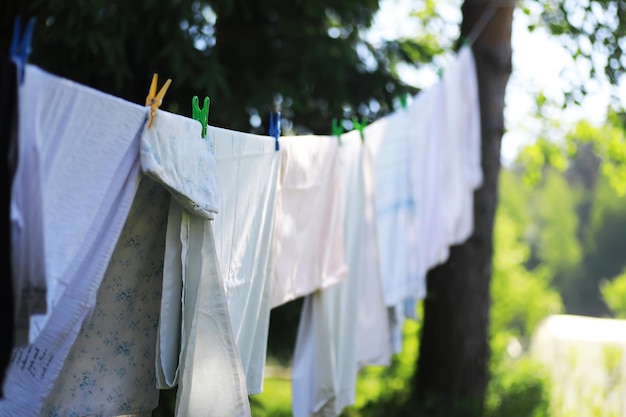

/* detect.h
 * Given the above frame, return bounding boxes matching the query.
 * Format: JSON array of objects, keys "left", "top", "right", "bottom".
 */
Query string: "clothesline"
[{"left": 1, "top": 44, "right": 482, "bottom": 417}]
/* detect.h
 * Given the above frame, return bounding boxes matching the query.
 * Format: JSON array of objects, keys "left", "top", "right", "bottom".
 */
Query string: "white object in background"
[{"left": 531, "top": 314, "right": 626, "bottom": 417}]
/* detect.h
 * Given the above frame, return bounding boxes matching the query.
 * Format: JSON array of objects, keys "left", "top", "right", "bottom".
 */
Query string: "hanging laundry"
[
  {"left": 1, "top": 65, "right": 146, "bottom": 416},
  {"left": 142, "top": 109, "right": 219, "bottom": 390},
  {"left": 142, "top": 113, "right": 250, "bottom": 417},
  {"left": 405, "top": 46, "right": 482, "bottom": 308},
  {"left": 406, "top": 82, "right": 449, "bottom": 306},
  {"left": 364, "top": 111, "right": 417, "bottom": 308},
  {"left": 142, "top": 109, "right": 221, "bottom": 391},
  {"left": 270, "top": 135, "right": 348, "bottom": 308},
  {"left": 174, "top": 211, "right": 251, "bottom": 417},
  {"left": 210, "top": 126, "right": 281, "bottom": 395},
  {"left": 40, "top": 177, "right": 170, "bottom": 417},
  {"left": 401, "top": 47, "right": 483, "bottom": 338},
  {"left": 141, "top": 111, "right": 219, "bottom": 219},
  {"left": 442, "top": 46, "right": 483, "bottom": 244},
  {"left": 0, "top": 56, "right": 18, "bottom": 397},
  {"left": 292, "top": 129, "right": 391, "bottom": 417}
]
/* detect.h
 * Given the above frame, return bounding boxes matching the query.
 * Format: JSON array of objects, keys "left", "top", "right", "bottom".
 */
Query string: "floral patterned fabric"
[{"left": 40, "top": 177, "right": 170, "bottom": 417}]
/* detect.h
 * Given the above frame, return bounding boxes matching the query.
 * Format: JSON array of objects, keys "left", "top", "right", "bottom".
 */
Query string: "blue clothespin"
[
  {"left": 192, "top": 96, "right": 210, "bottom": 138},
  {"left": 10, "top": 16, "right": 36, "bottom": 84},
  {"left": 352, "top": 117, "right": 367, "bottom": 142},
  {"left": 269, "top": 112, "right": 281, "bottom": 151},
  {"left": 331, "top": 118, "right": 343, "bottom": 146}
]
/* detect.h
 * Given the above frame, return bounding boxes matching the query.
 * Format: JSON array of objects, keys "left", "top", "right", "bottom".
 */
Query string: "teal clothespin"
[
  {"left": 192, "top": 96, "right": 210, "bottom": 138},
  {"left": 352, "top": 117, "right": 367, "bottom": 142},
  {"left": 331, "top": 118, "right": 343, "bottom": 146}
]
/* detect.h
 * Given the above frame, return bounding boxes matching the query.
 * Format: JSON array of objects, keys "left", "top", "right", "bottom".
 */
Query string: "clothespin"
[
  {"left": 399, "top": 94, "right": 407, "bottom": 110},
  {"left": 437, "top": 68, "right": 443, "bottom": 80},
  {"left": 10, "top": 16, "right": 36, "bottom": 84},
  {"left": 145, "top": 73, "right": 172, "bottom": 129},
  {"left": 352, "top": 117, "right": 367, "bottom": 142},
  {"left": 331, "top": 118, "right": 343, "bottom": 146},
  {"left": 192, "top": 96, "right": 210, "bottom": 138},
  {"left": 269, "top": 112, "right": 281, "bottom": 151}
]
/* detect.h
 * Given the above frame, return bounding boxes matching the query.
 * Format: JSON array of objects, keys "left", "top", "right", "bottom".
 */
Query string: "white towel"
[
  {"left": 271, "top": 135, "right": 348, "bottom": 308},
  {"left": 1, "top": 65, "right": 146, "bottom": 416},
  {"left": 211, "top": 126, "right": 281, "bottom": 394},
  {"left": 41, "top": 177, "right": 170, "bottom": 417},
  {"left": 292, "top": 130, "right": 391, "bottom": 417}
]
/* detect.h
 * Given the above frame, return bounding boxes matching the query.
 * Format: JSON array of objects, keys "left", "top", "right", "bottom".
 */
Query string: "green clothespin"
[
  {"left": 399, "top": 94, "right": 407, "bottom": 110},
  {"left": 352, "top": 117, "right": 367, "bottom": 142},
  {"left": 331, "top": 118, "right": 344, "bottom": 146},
  {"left": 192, "top": 95, "right": 210, "bottom": 138}
]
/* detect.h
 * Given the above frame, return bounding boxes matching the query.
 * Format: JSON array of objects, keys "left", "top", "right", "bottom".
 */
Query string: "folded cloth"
[
  {"left": 271, "top": 135, "right": 348, "bottom": 308},
  {"left": 140, "top": 110, "right": 218, "bottom": 220},
  {"left": 1, "top": 65, "right": 146, "bottom": 416}
]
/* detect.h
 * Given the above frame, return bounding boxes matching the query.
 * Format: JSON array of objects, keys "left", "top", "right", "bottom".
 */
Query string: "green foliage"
[
  {"left": 600, "top": 267, "right": 626, "bottom": 318},
  {"left": 511, "top": 115, "right": 626, "bottom": 315},
  {"left": 492, "top": 170, "right": 564, "bottom": 346},
  {"left": 571, "top": 118, "right": 626, "bottom": 196},
  {"left": 518, "top": 139, "right": 570, "bottom": 186},
  {"left": 250, "top": 376, "right": 292, "bottom": 417},
  {"left": 517, "top": 114, "right": 626, "bottom": 196},
  {"left": 531, "top": 171, "right": 582, "bottom": 273},
  {"left": 487, "top": 169, "right": 562, "bottom": 417},
  {"left": 486, "top": 357, "right": 552, "bottom": 417}
]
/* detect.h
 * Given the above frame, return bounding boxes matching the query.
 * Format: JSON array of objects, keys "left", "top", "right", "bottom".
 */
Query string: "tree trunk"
[{"left": 414, "top": 1, "right": 514, "bottom": 416}]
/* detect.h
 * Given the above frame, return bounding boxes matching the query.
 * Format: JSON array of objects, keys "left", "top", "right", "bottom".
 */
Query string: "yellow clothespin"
[{"left": 145, "top": 73, "right": 172, "bottom": 129}]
